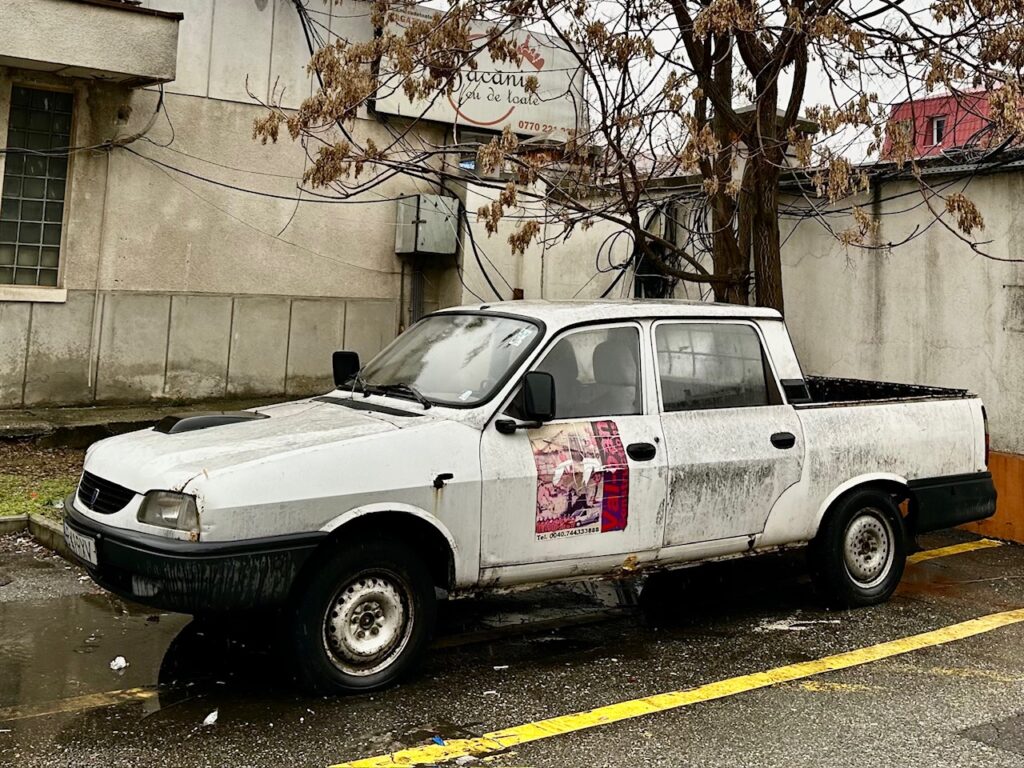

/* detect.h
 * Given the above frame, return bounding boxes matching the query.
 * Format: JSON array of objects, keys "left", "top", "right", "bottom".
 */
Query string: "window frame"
[
  {"left": 650, "top": 319, "right": 785, "bottom": 414},
  {"left": 503, "top": 320, "right": 649, "bottom": 422},
  {"left": 0, "top": 80, "right": 75, "bottom": 300},
  {"left": 930, "top": 115, "right": 948, "bottom": 147}
]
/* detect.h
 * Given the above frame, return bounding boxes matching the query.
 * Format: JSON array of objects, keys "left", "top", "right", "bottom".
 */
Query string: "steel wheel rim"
[
  {"left": 322, "top": 569, "right": 415, "bottom": 677},
  {"left": 843, "top": 508, "right": 895, "bottom": 588}
]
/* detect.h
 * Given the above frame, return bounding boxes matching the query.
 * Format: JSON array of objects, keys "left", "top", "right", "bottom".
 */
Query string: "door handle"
[
  {"left": 771, "top": 432, "right": 796, "bottom": 449},
  {"left": 626, "top": 442, "right": 657, "bottom": 461}
]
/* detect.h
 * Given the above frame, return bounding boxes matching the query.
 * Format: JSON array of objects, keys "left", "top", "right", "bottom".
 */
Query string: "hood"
[{"left": 84, "top": 397, "right": 429, "bottom": 493}]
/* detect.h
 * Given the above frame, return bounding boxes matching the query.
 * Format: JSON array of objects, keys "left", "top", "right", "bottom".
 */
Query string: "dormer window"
[{"left": 930, "top": 115, "right": 948, "bottom": 146}]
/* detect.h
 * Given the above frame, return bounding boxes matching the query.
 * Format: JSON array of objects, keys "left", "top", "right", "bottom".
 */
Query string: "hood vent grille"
[{"left": 77, "top": 471, "right": 136, "bottom": 514}]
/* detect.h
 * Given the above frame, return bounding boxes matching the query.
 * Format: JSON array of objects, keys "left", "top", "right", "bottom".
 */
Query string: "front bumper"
[
  {"left": 63, "top": 494, "right": 327, "bottom": 614},
  {"left": 909, "top": 471, "right": 997, "bottom": 533}
]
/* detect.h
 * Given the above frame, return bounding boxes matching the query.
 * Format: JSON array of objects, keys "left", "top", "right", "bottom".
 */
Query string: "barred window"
[{"left": 0, "top": 86, "right": 72, "bottom": 287}]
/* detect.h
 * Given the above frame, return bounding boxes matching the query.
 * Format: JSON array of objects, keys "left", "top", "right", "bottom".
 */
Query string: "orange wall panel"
[{"left": 961, "top": 451, "right": 1024, "bottom": 543}]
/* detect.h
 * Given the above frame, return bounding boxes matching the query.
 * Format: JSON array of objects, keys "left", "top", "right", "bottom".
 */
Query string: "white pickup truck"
[{"left": 64, "top": 300, "right": 995, "bottom": 692}]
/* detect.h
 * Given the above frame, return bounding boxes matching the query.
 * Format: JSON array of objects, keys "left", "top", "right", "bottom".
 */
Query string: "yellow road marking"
[
  {"left": 332, "top": 607, "right": 1024, "bottom": 767},
  {"left": 0, "top": 687, "right": 158, "bottom": 723},
  {"left": 908, "top": 538, "right": 1002, "bottom": 564}
]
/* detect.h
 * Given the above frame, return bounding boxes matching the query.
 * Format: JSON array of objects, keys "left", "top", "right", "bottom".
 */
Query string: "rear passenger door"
[{"left": 654, "top": 320, "right": 803, "bottom": 548}]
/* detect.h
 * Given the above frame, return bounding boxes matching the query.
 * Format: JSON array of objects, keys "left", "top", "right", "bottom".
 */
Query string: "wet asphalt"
[{"left": 2, "top": 530, "right": 1024, "bottom": 767}]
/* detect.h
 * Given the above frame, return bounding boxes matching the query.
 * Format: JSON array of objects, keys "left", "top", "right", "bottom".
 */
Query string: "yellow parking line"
[
  {"left": 332, "top": 607, "right": 1024, "bottom": 767},
  {"left": 0, "top": 687, "right": 158, "bottom": 723},
  {"left": 908, "top": 538, "right": 1003, "bottom": 564}
]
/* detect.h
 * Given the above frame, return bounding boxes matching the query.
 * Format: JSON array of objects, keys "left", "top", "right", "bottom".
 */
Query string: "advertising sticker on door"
[{"left": 530, "top": 421, "right": 629, "bottom": 540}]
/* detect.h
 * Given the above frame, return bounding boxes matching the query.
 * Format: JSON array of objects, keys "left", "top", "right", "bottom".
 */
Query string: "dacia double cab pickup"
[{"left": 64, "top": 300, "right": 996, "bottom": 692}]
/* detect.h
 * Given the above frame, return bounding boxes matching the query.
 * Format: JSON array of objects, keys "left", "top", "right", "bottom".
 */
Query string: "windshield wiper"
[
  {"left": 344, "top": 371, "right": 374, "bottom": 398},
  {"left": 368, "top": 382, "right": 433, "bottom": 409}
]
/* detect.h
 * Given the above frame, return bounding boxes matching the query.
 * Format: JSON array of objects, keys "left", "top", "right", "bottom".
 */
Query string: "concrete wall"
[
  {"left": 1, "top": 289, "right": 397, "bottom": 407},
  {"left": 0, "top": 0, "right": 179, "bottom": 84},
  {"left": 0, "top": 1, "right": 440, "bottom": 408},
  {"left": 144, "top": 0, "right": 374, "bottom": 110},
  {"left": 449, "top": 184, "right": 709, "bottom": 305},
  {"left": 778, "top": 173, "right": 1024, "bottom": 455}
]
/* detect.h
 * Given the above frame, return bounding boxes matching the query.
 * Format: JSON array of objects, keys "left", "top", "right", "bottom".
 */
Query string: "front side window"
[
  {"left": 507, "top": 326, "right": 642, "bottom": 420},
  {"left": 358, "top": 313, "right": 540, "bottom": 406},
  {"left": 0, "top": 86, "right": 72, "bottom": 287},
  {"left": 655, "top": 322, "right": 774, "bottom": 411}
]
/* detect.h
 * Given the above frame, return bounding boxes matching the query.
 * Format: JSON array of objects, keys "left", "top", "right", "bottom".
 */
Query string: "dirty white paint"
[{"left": 76, "top": 300, "right": 988, "bottom": 594}]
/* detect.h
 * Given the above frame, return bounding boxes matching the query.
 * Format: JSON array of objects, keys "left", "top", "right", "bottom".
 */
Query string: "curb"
[
  {"left": 1, "top": 513, "right": 69, "bottom": 560},
  {"left": 27, "top": 514, "right": 69, "bottom": 560},
  {"left": 0, "top": 515, "right": 28, "bottom": 536}
]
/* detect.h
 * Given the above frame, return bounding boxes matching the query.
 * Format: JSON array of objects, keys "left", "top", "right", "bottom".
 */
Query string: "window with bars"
[{"left": 0, "top": 86, "right": 72, "bottom": 287}]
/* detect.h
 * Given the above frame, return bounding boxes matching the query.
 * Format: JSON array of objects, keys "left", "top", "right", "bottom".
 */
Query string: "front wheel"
[
  {"left": 811, "top": 489, "right": 906, "bottom": 608},
  {"left": 291, "top": 537, "right": 436, "bottom": 693}
]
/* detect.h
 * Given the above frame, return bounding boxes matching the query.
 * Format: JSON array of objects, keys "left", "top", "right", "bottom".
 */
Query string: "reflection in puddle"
[{"left": 1, "top": 543, "right": 823, "bottom": 728}]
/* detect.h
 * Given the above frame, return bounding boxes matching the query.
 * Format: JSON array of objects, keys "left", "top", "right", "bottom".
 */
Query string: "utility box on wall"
[{"left": 395, "top": 194, "right": 459, "bottom": 256}]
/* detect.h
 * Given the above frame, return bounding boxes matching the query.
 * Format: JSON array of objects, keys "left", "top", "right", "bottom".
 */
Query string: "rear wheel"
[
  {"left": 291, "top": 537, "right": 436, "bottom": 693},
  {"left": 812, "top": 489, "right": 906, "bottom": 608}
]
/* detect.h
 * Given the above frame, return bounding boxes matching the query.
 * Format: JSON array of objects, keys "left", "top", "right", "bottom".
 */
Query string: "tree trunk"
[
  {"left": 709, "top": 33, "right": 749, "bottom": 306},
  {"left": 748, "top": 159, "right": 785, "bottom": 314}
]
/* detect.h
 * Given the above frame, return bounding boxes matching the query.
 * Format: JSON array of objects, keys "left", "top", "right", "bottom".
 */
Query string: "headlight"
[{"left": 137, "top": 491, "right": 199, "bottom": 533}]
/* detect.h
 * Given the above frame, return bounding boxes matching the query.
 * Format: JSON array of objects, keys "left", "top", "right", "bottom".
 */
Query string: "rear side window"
[{"left": 655, "top": 323, "right": 775, "bottom": 411}]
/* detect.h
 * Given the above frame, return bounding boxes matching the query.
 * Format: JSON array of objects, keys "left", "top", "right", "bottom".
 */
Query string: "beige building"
[{"left": 0, "top": 0, "right": 469, "bottom": 409}]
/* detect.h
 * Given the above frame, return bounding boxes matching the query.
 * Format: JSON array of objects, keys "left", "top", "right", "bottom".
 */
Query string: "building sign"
[{"left": 374, "top": 5, "right": 581, "bottom": 137}]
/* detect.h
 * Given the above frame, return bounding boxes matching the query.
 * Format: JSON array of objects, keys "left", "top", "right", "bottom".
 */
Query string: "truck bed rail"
[{"left": 800, "top": 375, "right": 972, "bottom": 407}]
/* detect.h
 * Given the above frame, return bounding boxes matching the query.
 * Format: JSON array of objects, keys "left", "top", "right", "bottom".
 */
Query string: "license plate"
[{"left": 64, "top": 523, "right": 98, "bottom": 567}]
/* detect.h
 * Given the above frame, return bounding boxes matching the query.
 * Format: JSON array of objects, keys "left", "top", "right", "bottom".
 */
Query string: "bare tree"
[{"left": 255, "top": 0, "right": 1024, "bottom": 312}]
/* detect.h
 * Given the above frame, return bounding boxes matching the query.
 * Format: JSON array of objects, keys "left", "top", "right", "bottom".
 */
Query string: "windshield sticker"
[
  {"left": 458, "top": 390, "right": 474, "bottom": 401},
  {"left": 502, "top": 327, "right": 534, "bottom": 348},
  {"left": 530, "top": 420, "right": 629, "bottom": 540}
]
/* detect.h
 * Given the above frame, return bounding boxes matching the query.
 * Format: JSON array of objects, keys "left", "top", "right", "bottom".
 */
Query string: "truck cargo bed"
[{"left": 801, "top": 375, "right": 971, "bottom": 406}]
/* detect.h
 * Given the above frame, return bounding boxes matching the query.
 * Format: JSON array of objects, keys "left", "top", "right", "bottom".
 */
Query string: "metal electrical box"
[{"left": 395, "top": 194, "right": 459, "bottom": 256}]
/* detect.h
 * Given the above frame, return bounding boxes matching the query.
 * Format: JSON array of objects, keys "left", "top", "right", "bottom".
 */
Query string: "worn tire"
[
  {"left": 291, "top": 536, "right": 436, "bottom": 694},
  {"left": 811, "top": 489, "right": 906, "bottom": 608}
]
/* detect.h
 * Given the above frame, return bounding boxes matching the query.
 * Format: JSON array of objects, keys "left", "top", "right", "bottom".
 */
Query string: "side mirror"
[
  {"left": 523, "top": 371, "right": 556, "bottom": 422},
  {"left": 332, "top": 351, "right": 361, "bottom": 388}
]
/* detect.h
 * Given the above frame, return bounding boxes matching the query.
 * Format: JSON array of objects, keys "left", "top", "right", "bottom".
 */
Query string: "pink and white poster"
[{"left": 529, "top": 420, "right": 629, "bottom": 540}]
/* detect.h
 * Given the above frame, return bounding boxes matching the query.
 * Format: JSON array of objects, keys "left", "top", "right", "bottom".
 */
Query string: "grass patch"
[
  {"left": 0, "top": 473, "right": 78, "bottom": 520},
  {"left": 0, "top": 440, "right": 84, "bottom": 520}
]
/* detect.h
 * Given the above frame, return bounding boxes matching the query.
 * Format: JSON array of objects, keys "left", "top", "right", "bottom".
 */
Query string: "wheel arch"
[
  {"left": 290, "top": 504, "right": 459, "bottom": 601},
  {"left": 813, "top": 473, "right": 911, "bottom": 539}
]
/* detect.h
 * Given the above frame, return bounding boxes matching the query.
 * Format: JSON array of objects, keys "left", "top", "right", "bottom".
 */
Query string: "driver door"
[{"left": 479, "top": 322, "right": 667, "bottom": 580}]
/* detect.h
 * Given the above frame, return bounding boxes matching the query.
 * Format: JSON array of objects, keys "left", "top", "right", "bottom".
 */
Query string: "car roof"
[{"left": 438, "top": 299, "right": 782, "bottom": 330}]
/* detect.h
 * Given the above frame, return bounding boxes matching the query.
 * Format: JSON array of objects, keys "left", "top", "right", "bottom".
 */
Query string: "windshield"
[{"left": 356, "top": 313, "right": 541, "bottom": 407}]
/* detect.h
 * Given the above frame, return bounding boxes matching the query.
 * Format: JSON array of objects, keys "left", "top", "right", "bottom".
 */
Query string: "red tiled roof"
[{"left": 881, "top": 92, "right": 993, "bottom": 158}]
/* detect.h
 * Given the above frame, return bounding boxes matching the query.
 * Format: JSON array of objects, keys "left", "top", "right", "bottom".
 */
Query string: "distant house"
[{"left": 882, "top": 91, "right": 994, "bottom": 158}]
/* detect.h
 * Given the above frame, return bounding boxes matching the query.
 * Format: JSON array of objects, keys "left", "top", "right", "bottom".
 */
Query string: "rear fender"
[{"left": 813, "top": 473, "right": 910, "bottom": 535}]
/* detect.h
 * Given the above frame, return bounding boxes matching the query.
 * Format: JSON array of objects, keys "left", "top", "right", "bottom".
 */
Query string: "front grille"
[{"left": 77, "top": 471, "right": 136, "bottom": 514}]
